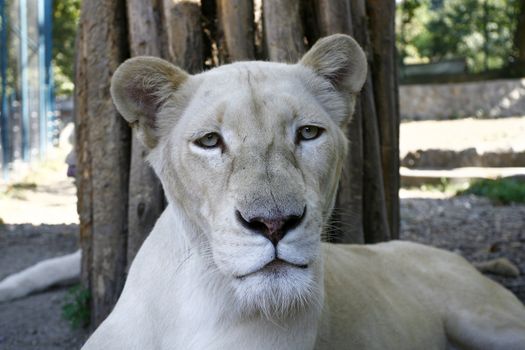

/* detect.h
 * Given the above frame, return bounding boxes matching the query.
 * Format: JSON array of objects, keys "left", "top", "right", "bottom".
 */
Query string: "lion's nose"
[{"left": 235, "top": 207, "right": 306, "bottom": 246}]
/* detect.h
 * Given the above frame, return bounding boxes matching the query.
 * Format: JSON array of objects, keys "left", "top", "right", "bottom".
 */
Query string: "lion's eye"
[
  {"left": 195, "top": 133, "right": 221, "bottom": 149},
  {"left": 297, "top": 125, "right": 323, "bottom": 142}
]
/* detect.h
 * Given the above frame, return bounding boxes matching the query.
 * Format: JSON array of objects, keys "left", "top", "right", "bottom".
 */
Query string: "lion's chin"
[{"left": 231, "top": 263, "right": 319, "bottom": 319}]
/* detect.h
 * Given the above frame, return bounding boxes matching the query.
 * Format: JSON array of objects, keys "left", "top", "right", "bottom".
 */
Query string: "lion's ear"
[
  {"left": 299, "top": 34, "right": 367, "bottom": 96},
  {"left": 111, "top": 56, "right": 189, "bottom": 148}
]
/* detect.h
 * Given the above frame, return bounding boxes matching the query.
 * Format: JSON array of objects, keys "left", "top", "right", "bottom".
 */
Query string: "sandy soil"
[
  {"left": 0, "top": 148, "right": 78, "bottom": 226},
  {"left": 400, "top": 116, "right": 525, "bottom": 156}
]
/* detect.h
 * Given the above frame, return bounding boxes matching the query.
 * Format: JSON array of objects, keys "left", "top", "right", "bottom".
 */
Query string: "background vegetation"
[
  {"left": 397, "top": 0, "right": 525, "bottom": 73},
  {"left": 52, "top": 0, "right": 80, "bottom": 96}
]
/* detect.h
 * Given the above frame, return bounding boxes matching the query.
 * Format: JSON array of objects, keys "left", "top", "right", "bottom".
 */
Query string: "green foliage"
[
  {"left": 52, "top": 0, "right": 81, "bottom": 96},
  {"left": 62, "top": 284, "right": 91, "bottom": 329},
  {"left": 0, "top": 182, "right": 37, "bottom": 200},
  {"left": 8, "top": 182, "right": 37, "bottom": 190},
  {"left": 419, "top": 177, "right": 451, "bottom": 192},
  {"left": 397, "top": 0, "right": 522, "bottom": 72},
  {"left": 458, "top": 178, "right": 525, "bottom": 204}
]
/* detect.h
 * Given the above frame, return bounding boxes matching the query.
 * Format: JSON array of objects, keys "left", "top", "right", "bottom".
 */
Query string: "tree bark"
[
  {"left": 217, "top": 0, "right": 255, "bottom": 62},
  {"left": 367, "top": 0, "right": 400, "bottom": 240},
  {"left": 162, "top": 0, "right": 204, "bottom": 73},
  {"left": 76, "top": 0, "right": 130, "bottom": 327},
  {"left": 313, "top": 0, "right": 363, "bottom": 243},
  {"left": 314, "top": 0, "right": 352, "bottom": 37},
  {"left": 263, "top": 0, "right": 305, "bottom": 62},
  {"left": 75, "top": 15, "right": 92, "bottom": 288},
  {"left": 125, "top": 0, "right": 166, "bottom": 269}
]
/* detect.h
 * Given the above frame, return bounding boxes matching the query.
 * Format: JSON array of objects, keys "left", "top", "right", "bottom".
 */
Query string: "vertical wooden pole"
[
  {"left": 351, "top": 0, "right": 392, "bottom": 243},
  {"left": 313, "top": 0, "right": 364, "bottom": 243},
  {"left": 75, "top": 12, "right": 92, "bottom": 291},
  {"left": 77, "top": 0, "right": 130, "bottom": 327},
  {"left": 367, "top": 0, "right": 400, "bottom": 239},
  {"left": 263, "top": 0, "right": 305, "bottom": 62},
  {"left": 314, "top": 0, "right": 352, "bottom": 37},
  {"left": 125, "top": 0, "right": 166, "bottom": 269},
  {"left": 162, "top": 0, "right": 204, "bottom": 73},
  {"left": 217, "top": 0, "right": 255, "bottom": 62}
]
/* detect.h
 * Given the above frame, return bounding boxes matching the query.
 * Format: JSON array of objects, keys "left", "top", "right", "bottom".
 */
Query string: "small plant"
[
  {"left": 62, "top": 284, "right": 91, "bottom": 329},
  {"left": 419, "top": 177, "right": 451, "bottom": 192},
  {"left": 458, "top": 178, "right": 525, "bottom": 205},
  {"left": 8, "top": 182, "right": 37, "bottom": 191}
]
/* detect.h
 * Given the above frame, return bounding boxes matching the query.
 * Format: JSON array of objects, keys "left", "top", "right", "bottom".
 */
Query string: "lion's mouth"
[{"left": 235, "top": 258, "right": 308, "bottom": 279}]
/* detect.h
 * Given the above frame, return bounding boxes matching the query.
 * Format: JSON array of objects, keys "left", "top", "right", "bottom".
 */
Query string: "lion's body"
[
  {"left": 80, "top": 35, "right": 525, "bottom": 349},
  {"left": 321, "top": 243, "right": 525, "bottom": 349},
  {"left": 84, "top": 207, "right": 525, "bottom": 349}
]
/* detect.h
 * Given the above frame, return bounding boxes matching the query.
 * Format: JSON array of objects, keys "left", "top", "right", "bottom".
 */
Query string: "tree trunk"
[
  {"left": 263, "top": 0, "right": 306, "bottom": 62},
  {"left": 75, "top": 0, "right": 400, "bottom": 328},
  {"left": 76, "top": 0, "right": 130, "bottom": 327},
  {"left": 162, "top": 0, "right": 203, "bottom": 73},
  {"left": 217, "top": 0, "right": 255, "bottom": 62},
  {"left": 367, "top": 0, "right": 400, "bottom": 240}
]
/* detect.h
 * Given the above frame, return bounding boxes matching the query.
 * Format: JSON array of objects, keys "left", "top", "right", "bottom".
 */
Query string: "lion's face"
[{"left": 111, "top": 35, "right": 367, "bottom": 316}]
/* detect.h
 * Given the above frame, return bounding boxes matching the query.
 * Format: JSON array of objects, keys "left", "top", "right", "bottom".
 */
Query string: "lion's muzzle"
[{"left": 235, "top": 206, "right": 306, "bottom": 246}]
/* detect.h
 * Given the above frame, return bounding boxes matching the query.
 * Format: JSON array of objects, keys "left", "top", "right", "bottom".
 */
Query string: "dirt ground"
[
  {"left": 400, "top": 116, "right": 525, "bottom": 156},
  {"left": 0, "top": 118, "right": 524, "bottom": 349},
  {"left": 0, "top": 224, "right": 86, "bottom": 350}
]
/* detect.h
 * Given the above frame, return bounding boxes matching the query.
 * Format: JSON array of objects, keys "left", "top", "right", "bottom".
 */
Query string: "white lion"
[{"left": 1, "top": 34, "right": 523, "bottom": 349}]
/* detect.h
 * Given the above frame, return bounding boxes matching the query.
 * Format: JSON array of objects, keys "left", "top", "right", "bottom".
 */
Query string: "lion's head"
[{"left": 111, "top": 34, "right": 367, "bottom": 317}]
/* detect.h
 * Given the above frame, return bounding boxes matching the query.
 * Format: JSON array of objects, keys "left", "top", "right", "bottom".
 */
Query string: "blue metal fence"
[
  {"left": 0, "top": 0, "right": 55, "bottom": 180},
  {"left": 0, "top": 0, "right": 9, "bottom": 179}
]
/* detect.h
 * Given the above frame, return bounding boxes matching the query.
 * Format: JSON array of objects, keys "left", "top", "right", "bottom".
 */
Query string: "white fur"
[{"left": 0, "top": 250, "right": 80, "bottom": 302}]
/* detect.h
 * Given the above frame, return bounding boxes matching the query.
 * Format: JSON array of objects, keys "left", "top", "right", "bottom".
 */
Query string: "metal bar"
[
  {"left": 38, "top": 0, "right": 47, "bottom": 157},
  {"left": 8, "top": 23, "right": 39, "bottom": 51},
  {"left": 19, "top": 0, "right": 30, "bottom": 161},
  {"left": 0, "top": 0, "right": 9, "bottom": 179},
  {"left": 45, "top": 0, "right": 55, "bottom": 146}
]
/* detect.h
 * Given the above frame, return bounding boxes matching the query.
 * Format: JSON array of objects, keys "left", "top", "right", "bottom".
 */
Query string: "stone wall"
[{"left": 400, "top": 78, "right": 525, "bottom": 120}]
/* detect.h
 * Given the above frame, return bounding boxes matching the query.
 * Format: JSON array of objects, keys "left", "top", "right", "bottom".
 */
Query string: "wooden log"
[
  {"left": 162, "top": 0, "right": 204, "bottom": 73},
  {"left": 253, "top": 0, "right": 264, "bottom": 58},
  {"left": 75, "top": 14, "right": 92, "bottom": 288},
  {"left": 351, "top": 0, "right": 391, "bottom": 243},
  {"left": 217, "top": 0, "right": 255, "bottom": 62},
  {"left": 126, "top": 0, "right": 166, "bottom": 269},
  {"left": 360, "top": 76, "right": 391, "bottom": 243},
  {"left": 314, "top": 0, "right": 352, "bottom": 37},
  {"left": 313, "top": 0, "right": 363, "bottom": 243},
  {"left": 78, "top": 0, "right": 131, "bottom": 327},
  {"left": 127, "top": 0, "right": 163, "bottom": 57},
  {"left": 263, "top": 0, "right": 305, "bottom": 62},
  {"left": 367, "top": 0, "right": 400, "bottom": 239}
]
